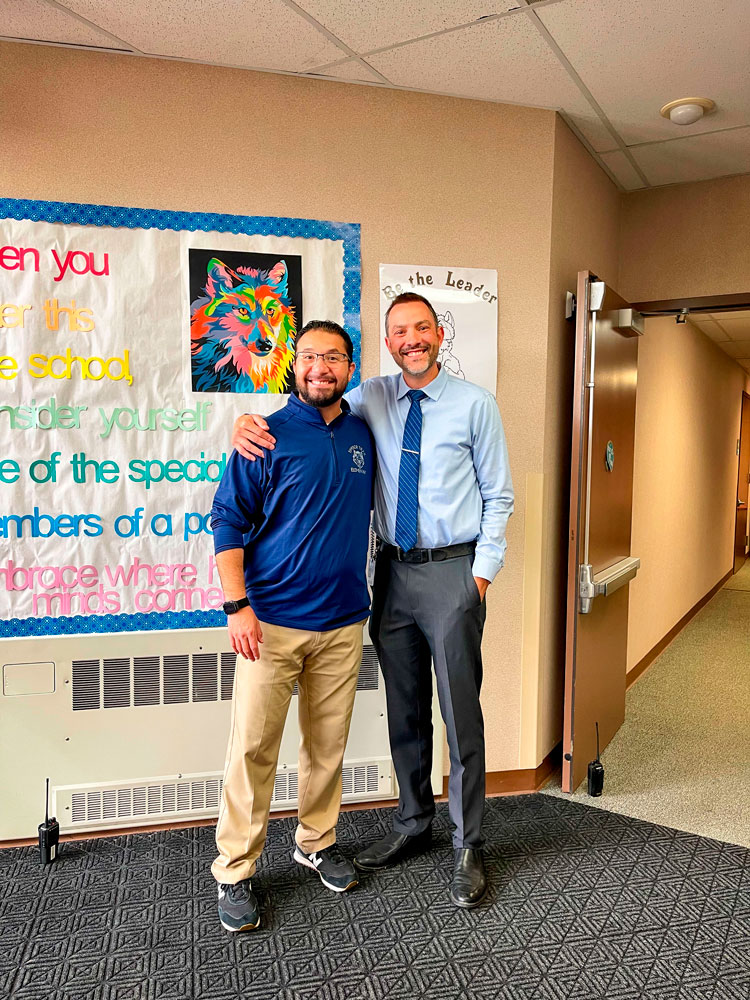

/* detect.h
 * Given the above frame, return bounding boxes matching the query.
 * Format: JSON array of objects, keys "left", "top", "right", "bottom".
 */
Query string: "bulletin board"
[{"left": 0, "top": 198, "right": 361, "bottom": 637}]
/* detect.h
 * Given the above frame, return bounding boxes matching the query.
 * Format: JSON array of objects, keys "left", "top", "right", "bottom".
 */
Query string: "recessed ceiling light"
[{"left": 659, "top": 97, "right": 716, "bottom": 126}]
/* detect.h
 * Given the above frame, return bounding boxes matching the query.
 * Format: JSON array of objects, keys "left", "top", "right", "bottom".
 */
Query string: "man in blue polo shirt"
[
  {"left": 210, "top": 320, "right": 373, "bottom": 933},
  {"left": 232, "top": 293, "right": 513, "bottom": 910}
]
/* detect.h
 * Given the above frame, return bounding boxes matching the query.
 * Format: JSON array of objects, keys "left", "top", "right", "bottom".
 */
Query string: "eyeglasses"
[{"left": 296, "top": 351, "right": 351, "bottom": 365}]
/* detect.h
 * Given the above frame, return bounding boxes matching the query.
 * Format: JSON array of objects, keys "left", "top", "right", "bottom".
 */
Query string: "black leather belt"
[{"left": 379, "top": 541, "right": 475, "bottom": 564}]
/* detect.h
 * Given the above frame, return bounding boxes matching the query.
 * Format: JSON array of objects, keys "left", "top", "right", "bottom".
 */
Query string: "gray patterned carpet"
[{"left": 2, "top": 795, "right": 748, "bottom": 1000}]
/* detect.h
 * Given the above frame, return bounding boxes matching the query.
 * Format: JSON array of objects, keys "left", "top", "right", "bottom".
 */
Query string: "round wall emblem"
[{"left": 605, "top": 440, "right": 615, "bottom": 472}]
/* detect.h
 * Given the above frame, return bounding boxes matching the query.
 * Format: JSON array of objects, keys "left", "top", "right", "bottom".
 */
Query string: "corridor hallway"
[{"left": 544, "top": 575, "right": 750, "bottom": 848}]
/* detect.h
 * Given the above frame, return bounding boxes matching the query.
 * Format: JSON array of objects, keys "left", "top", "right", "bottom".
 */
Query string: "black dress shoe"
[
  {"left": 354, "top": 829, "right": 431, "bottom": 871},
  {"left": 450, "top": 848, "right": 487, "bottom": 908}
]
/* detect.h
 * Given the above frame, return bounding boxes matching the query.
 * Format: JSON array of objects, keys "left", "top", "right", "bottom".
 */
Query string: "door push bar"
[{"left": 579, "top": 556, "right": 641, "bottom": 614}]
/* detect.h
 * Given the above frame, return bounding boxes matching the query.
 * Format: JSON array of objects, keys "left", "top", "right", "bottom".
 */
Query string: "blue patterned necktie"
[{"left": 394, "top": 389, "right": 427, "bottom": 552}]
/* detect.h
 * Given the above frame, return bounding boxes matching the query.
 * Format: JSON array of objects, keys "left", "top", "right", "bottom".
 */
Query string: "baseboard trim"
[
  {"left": 1, "top": 796, "right": 403, "bottom": 849},
  {"left": 626, "top": 568, "right": 733, "bottom": 690},
  {"left": 2, "top": 749, "right": 565, "bottom": 848},
  {"left": 439, "top": 743, "right": 562, "bottom": 798}
]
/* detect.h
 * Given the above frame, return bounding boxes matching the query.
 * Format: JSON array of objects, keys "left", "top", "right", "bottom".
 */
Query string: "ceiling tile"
[
  {"left": 1, "top": 0, "right": 130, "bottom": 49},
  {"left": 715, "top": 316, "right": 750, "bottom": 341},
  {"left": 716, "top": 339, "right": 750, "bottom": 358},
  {"left": 311, "top": 59, "right": 385, "bottom": 84},
  {"left": 366, "top": 13, "right": 599, "bottom": 120},
  {"left": 692, "top": 320, "right": 731, "bottom": 342},
  {"left": 537, "top": 0, "right": 750, "bottom": 146},
  {"left": 712, "top": 310, "right": 750, "bottom": 321},
  {"left": 561, "top": 110, "right": 621, "bottom": 156},
  {"left": 299, "top": 1, "right": 522, "bottom": 55},
  {"left": 599, "top": 150, "right": 646, "bottom": 190},
  {"left": 61, "top": 0, "right": 344, "bottom": 71},
  {"left": 630, "top": 127, "right": 750, "bottom": 186}
]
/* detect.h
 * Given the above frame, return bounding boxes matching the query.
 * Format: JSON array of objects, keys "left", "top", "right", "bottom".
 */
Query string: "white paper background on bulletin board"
[{"left": 378, "top": 263, "right": 498, "bottom": 394}]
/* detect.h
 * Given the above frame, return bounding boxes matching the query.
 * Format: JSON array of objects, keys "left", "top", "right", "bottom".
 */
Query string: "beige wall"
[
  {"left": 620, "top": 175, "right": 750, "bottom": 671},
  {"left": 1, "top": 41, "right": 562, "bottom": 772},
  {"left": 627, "top": 318, "right": 744, "bottom": 669},
  {"left": 620, "top": 175, "right": 750, "bottom": 303},
  {"left": 8, "top": 41, "right": 750, "bottom": 776}
]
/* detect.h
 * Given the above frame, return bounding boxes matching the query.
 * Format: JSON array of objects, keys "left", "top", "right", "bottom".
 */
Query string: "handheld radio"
[
  {"left": 587, "top": 722, "right": 604, "bottom": 797},
  {"left": 38, "top": 777, "right": 60, "bottom": 865}
]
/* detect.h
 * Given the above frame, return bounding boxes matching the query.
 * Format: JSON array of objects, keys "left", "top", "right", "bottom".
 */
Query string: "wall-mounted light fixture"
[{"left": 660, "top": 98, "right": 716, "bottom": 126}]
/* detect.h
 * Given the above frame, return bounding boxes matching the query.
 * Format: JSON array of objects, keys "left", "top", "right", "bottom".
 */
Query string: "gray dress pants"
[{"left": 370, "top": 549, "right": 487, "bottom": 849}]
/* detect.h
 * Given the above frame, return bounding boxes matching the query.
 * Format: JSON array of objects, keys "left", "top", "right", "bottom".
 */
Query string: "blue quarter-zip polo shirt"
[{"left": 211, "top": 393, "right": 374, "bottom": 631}]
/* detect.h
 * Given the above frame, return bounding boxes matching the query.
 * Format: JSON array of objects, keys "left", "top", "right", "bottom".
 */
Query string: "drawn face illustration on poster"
[
  {"left": 189, "top": 249, "right": 303, "bottom": 394},
  {"left": 436, "top": 310, "right": 465, "bottom": 379}
]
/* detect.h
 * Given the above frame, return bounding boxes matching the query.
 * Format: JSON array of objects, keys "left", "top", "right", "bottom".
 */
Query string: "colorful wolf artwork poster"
[{"left": 189, "top": 249, "right": 303, "bottom": 394}]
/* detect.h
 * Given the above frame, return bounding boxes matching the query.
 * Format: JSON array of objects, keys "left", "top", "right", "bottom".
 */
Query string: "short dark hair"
[
  {"left": 296, "top": 320, "right": 353, "bottom": 361},
  {"left": 384, "top": 292, "right": 439, "bottom": 334}
]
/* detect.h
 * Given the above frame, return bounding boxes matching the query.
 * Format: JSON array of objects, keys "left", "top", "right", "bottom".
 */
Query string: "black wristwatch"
[{"left": 222, "top": 597, "right": 250, "bottom": 615}]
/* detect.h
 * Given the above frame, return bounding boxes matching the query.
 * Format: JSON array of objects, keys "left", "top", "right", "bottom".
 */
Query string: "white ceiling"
[
  {"left": 692, "top": 311, "right": 750, "bottom": 374},
  {"left": 3, "top": 0, "right": 750, "bottom": 190}
]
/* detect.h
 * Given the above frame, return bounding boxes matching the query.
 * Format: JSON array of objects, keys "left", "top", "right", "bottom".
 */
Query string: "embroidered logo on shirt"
[{"left": 349, "top": 444, "right": 366, "bottom": 474}]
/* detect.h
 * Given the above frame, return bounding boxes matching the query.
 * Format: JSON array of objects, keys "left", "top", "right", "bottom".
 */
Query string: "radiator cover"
[{"left": 0, "top": 626, "right": 399, "bottom": 839}]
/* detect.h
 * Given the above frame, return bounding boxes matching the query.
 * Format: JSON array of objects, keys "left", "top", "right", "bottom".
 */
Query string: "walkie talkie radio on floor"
[
  {"left": 587, "top": 722, "right": 604, "bottom": 797},
  {"left": 38, "top": 777, "right": 60, "bottom": 865}
]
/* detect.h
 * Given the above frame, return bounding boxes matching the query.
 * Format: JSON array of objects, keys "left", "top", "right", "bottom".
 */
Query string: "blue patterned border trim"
[
  {"left": 2, "top": 610, "right": 225, "bottom": 638},
  {"left": 0, "top": 196, "right": 361, "bottom": 366},
  {"left": 0, "top": 196, "right": 361, "bottom": 639}
]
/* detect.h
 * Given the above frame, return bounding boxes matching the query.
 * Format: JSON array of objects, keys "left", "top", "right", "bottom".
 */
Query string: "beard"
[
  {"left": 392, "top": 341, "right": 441, "bottom": 377},
  {"left": 297, "top": 377, "right": 347, "bottom": 409}
]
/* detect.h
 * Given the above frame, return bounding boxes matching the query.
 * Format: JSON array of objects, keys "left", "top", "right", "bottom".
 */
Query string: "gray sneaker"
[
  {"left": 293, "top": 844, "right": 358, "bottom": 892},
  {"left": 217, "top": 878, "right": 260, "bottom": 932}
]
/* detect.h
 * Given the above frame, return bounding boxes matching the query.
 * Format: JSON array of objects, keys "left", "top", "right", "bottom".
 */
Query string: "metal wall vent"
[
  {"left": 359, "top": 646, "right": 379, "bottom": 690},
  {"left": 59, "top": 758, "right": 392, "bottom": 829},
  {"left": 342, "top": 764, "right": 380, "bottom": 796},
  {"left": 69, "top": 776, "right": 224, "bottom": 824},
  {"left": 71, "top": 645, "right": 380, "bottom": 711},
  {"left": 273, "top": 770, "right": 299, "bottom": 804}
]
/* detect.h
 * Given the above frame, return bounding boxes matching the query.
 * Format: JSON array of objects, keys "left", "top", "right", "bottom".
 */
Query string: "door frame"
[
  {"left": 563, "top": 272, "right": 638, "bottom": 793},
  {"left": 734, "top": 391, "right": 750, "bottom": 573}
]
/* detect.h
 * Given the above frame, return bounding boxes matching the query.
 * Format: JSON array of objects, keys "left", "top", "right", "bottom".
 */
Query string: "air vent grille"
[
  {"left": 68, "top": 776, "right": 225, "bottom": 825},
  {"left": 220, "top": 652, "right": 235, "bottom": 701},
  {"left": 359, "top": 646, "right": 379, "bottom": 690},
  {"left": 103, "top": 658, "right": 130, "bottom": 709},
  {"left": 60, "top": 759, "right": 391, "bottom": 828},
  {"left": 72, "top": 660, "right": 99, "bottom": 710},
  {"left": 133, "top": 656, "right": 160, "bottom": 706},
  {"left": 163, "top": 655, "right": 189, "bottom": 705},
  {"left": 342, "top": 764, "right": 380, "bottom": 797},
  {"left": 71, "top": 645, "right": 380, "bottom": 712},
  {"left": 193, "top": 653, "right": 218, "bottom": 702}
]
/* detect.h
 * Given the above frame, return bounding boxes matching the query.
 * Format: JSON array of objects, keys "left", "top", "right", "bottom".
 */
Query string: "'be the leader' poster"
[{"left": 378, "top": 263, "right": 498, "bottom": 394}]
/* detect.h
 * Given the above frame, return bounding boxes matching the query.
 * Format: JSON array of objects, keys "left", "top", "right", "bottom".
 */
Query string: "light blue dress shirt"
[{"left": 345, "top": 366, "right": 514, "bottom": 582}]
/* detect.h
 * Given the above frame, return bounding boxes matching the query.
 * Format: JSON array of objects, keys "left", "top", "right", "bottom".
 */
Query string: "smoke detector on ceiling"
[{"left": 659, "top": 97, "right": 716, "bottom": 126}]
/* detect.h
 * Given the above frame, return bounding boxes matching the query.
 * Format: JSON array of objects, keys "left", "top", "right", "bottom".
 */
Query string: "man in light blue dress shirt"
[{"left": 232, "top": 293, "right": 513, "bottom": 907}]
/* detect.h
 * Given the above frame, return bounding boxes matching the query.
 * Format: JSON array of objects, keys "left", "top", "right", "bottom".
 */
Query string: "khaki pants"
[{"left": 211, "top": 618, "right": 365, "bottom": 885}]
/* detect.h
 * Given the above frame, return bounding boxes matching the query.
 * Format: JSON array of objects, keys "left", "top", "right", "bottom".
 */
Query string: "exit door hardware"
[
  {"left": 579, "top": 556, "right": 641, "bottom": 614},
  {"left": 609, "top": 308, "right": 644, "bottom": 337},
  {"left": 582, "top": 281, "right": 606, "bottom": 573}
]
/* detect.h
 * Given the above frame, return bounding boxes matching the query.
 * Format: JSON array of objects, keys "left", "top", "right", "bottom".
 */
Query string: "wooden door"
[
  {"left": 734, "top": 391, "right": 750, "bottom": 573},
  {"left": 563, "top": 272, "right": 641, "bottom": 793}
]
